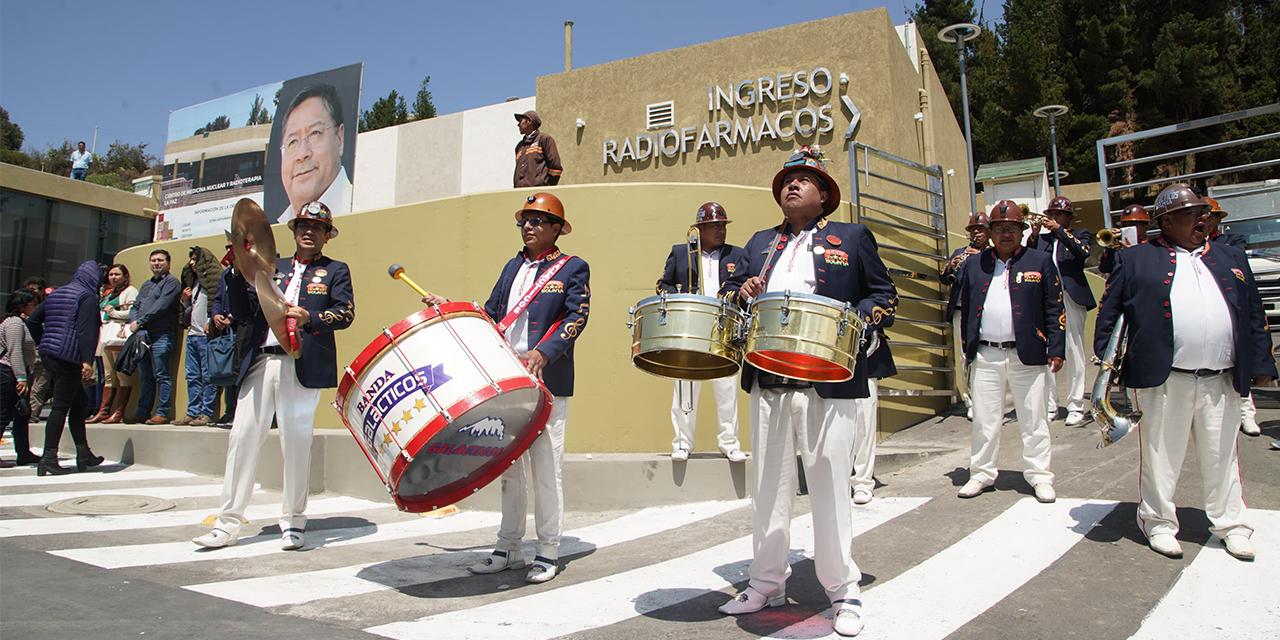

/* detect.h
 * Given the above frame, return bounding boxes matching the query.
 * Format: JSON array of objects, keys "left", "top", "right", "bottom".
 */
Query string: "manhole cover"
[{"left": 46, "top": 495, "right": 177, "bottom": 515}]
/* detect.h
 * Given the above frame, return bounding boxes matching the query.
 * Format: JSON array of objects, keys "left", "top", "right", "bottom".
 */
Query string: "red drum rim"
[
  {"left": 746, "top": 350, "right": 853, "bottom": 382},
  {"left": 388, "top": 376, "right": 552, "bottom": 512},
  {"left": 337, "top": 302, "right": 486, "bottom": 405}
]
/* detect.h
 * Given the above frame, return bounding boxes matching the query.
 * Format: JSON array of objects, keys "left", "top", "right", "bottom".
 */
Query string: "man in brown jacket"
[{"left": 514, "top": 110, "right": 562, "bottom": 187}]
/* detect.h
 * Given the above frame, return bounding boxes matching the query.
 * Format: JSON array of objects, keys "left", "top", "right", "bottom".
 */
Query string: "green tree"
[
  {"left": 412, "top": 76, "right": 437, "bottom": 120},
  {"left": 1, "top": 107, "right": 23, "bottom": 151},
  {"left": 194, "top": 115, "right": 231, "bottom": 136},
  {"left": 247, "top": 94, "right": 272, "bottom": 126},
  {"left": 103, "top": 140, "right": 157, "bottom": 174},
  {"left": 358, "top": 89, "right": 409, "bottom": 132}
]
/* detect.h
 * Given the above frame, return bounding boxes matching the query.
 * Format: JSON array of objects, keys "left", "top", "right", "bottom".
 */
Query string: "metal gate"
[{"left": 846, "top": 142, "right": 955, "bottom": 401}]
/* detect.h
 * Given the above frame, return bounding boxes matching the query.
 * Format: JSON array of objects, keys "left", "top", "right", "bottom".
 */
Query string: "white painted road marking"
[
  {"left": 364, "top": 497, "right": 929, "bottom": 640},
  {"left": 54, "top": 510, "right": 502, "bottom": 569},
  {"left": 0, "top": 482, "right": 241, "bottom": 508},
  {"left": 185, "top": 500, "right": 752, "bottom": 608},
  {"left": 1128, "top": 509, "right": 1280, "bottom": 640},
  {"left": 0, "top": 468, "right": 195, "bottom": 489},
  {"left": 0, "top": 496, "right": 383, "bottom": 538},
  {"left": 765, "top": 498, "right": 1120, "bottom": 640}
]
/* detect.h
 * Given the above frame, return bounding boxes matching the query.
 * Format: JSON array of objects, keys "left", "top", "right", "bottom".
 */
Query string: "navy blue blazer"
[
  {"left": 941, "top": 246, "right": 975, "bottom": 322},
  {"left": 725, "top": 217, "right": 898, "bottom": 400},
  {"left": 1093, "top": 238, "right": 1276, "bottom": 395},
  {"left": 227, "top": 255, "right": 355, "bottom": 389},
  {"left": 1030, "top": 228, "right": 1096, "bottom": 309},
  {"left": 863, "top": 332, "right": 897, "bottom": 381},
  {"left": 484, "top": 247, "right": 590, "bottom": 398},
  {"left": 958, "top": 246, "right": 1066, "bottom": 365},
  {"left": 1210, "top": 231, "right": 1247, "bottom": 248},
  {"left": 655, "top": 243, "right": 748, "bottom": 296}
]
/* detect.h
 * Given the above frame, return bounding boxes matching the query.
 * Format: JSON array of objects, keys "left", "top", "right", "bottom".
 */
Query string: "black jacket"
[
  {"left": 655, "top": 243, "right": 748, "bottom": 296},
  {"left": 1030, "top": 227, "right": 1096, "bottom": 309}
]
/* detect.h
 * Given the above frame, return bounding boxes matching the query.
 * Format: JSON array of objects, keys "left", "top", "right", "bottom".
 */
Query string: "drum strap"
[{"left": 497, "top": 255, "right": 573, "bottom": 335}]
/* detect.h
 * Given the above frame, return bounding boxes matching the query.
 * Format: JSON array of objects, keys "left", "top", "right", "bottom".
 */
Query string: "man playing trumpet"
[
  {"left": 1099, "top": 204, "right": 1151, "bottom": 277},
  {"left": 1094, "top": 183, "right": 1274, "bottom": 561}
]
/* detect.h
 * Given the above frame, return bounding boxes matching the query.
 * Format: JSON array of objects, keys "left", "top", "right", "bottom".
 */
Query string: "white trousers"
[
  {"left": 1135, "top": 372, "right": 1250, "bottom": 539},
  {"left": 670, "top": 377, "right": 740, "bottom": 454},
  {"left": 969, "top": 346, "right": 1053, "bottom": 486},
  {"left": 216, "top": 354, "right": 321, "bottom": 536},
  {"left": 1242, "top": 392, "right": 1257, "bottom": 425},
  {"left": 1046, "top": 296, "right": 1087, "bottom": 415},
  {"left": 852, "top": 379, "right": 878, "bottom": 493},
  {"left": 496, "top": 397, "right": 569, "bottom": 560},
  {"left": 953, "top": 316, "right": 971, "bottom": 409},
  {"left": 748, "top": 384, "right": 859, "bottom": 604}
]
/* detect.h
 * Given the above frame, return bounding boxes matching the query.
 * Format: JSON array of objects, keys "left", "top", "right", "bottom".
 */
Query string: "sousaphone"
[{"left": 231, "top": 198, "right": 300, "bottom": 358}]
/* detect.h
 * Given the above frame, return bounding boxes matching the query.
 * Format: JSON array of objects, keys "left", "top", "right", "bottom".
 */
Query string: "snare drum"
[
  {"left": 745, "top": 291, "right": 866, "bottom": 382},
  {"left": 335, "top": 302, "right": 553, "bottom": 512},
  {"left": 629, "top": 293, "right": 746, "bottom": 380}
]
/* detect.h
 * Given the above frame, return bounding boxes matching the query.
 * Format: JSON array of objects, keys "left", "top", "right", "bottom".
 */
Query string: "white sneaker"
[
  {"left": 853, "top": 489, "right": 872, "bottom": 505},
  {"left": 1241, "top": 420, "right": 1261, "bottom": 436},
  {"left": 525, "top": 557, "right": 558, "bottom": 583},
  {"left": 833, "top": 599, "right": 864, "bottom": 637},
  {"left": 957, "top": 478, "right": 994, "bottom": 498},
  {"left": 1271, "top": 439, "right": 1280, "bottom": 451},
  {"left": 1065, "top": 411, "right": 1086, "bottom": 427},
  {"left": 966, "top": 406, "right": 973, "bottom": 421},
  {"left": 671, "top": 448, "right": 689, "bottom": 462},
  {"left": 719, "top": 587, "right": 786, "bottom": 615},
  {"left": 724, "top": 448, "right": 747, "bottom": 463},
  {"left": 1223, "top": 534, "right": 1256, "bottom": 561},
  {"left": 468, "top": 550, "right": 526, "bottom": 574},
  {"left": 192, "top": 528, "right": 237, "bottom": 549},
  {"left": 281, "top": 528, "right": 305, "bottom": 551},
  {"left": 1033, "top": 483, "right": 1056, "bottom": 503},
  {"left": 1148, "top": 533, "right": 1183, "bottom": 558}
]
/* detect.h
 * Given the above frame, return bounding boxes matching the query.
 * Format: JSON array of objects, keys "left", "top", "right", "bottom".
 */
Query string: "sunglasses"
[{"left": 517, "top": 217, "right": 559, "bottom": 229}]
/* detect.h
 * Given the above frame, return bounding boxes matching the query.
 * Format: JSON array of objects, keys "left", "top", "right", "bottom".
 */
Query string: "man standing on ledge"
[
  {"left": 1094, "top": 183, "right": 1274, "bottom": 562},
  {"left": 513, "top": 110, "right": 562, "bottom": 188},
  {"left": 70, "top": 141, "right": 91, "bottom": 180},
  {"left": 128, "top": 250, "right": 181, "bottom": 425},
  {"left": 655, "top": 202, "right": 748, "bottom": 463},
  {"left": 193, "top": 201, "right": 354, "bottom": 551},
  {"left": 721, "top": 146, "right": 898, "bottom": 637}
]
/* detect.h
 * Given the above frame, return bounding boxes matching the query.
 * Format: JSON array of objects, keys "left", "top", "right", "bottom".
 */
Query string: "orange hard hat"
[
  {"left": 514, "top": 192, "right": 571, "bottom": 234},
  {"left": 1119, "top": 204, "right": 1150, "bottom": 225},
  {"left": 1205, "top": 197, "right": 1226, "bottom": 218}
]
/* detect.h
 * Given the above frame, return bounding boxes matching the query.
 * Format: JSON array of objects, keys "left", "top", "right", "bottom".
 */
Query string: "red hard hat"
[
  {"left": 1045, "top": 196, "right": 1074, "bottom": 215},
  {"left": 1153, "top": 183, "right": 1209, "bottom": 219},
  {"left": 966, "top": 212, "right": 989, "bottom": 230},
  {"left": 1119, "top": 204, "right": 1150, "bottom": 225},
  {"left": 514, "top": 192, "right": 571, "bottom": 234},
  {"left": 988, "top": 200, "right": 1028, "bottom": 228},
  {"left": 288, "top": 201, "right": 339, "bottom": 238},
  {"left": 694, "top": 202, "right": 731, "bottom": 225}
]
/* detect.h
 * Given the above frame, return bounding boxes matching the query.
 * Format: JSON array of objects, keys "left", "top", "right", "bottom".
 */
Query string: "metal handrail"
[
  {"left": 1104, "top": 130, "right": 1280, "bottom": 170},
  {"left": 855, "top": 167, "right": 942, "bottom": 196},
  {"left": 1108, "top": 159, "right": 1280, "bottom": 193},
  {"left": 878, "top": 244, "right": 948, "bottom": 262},
  {"left": 860, "top": 215, "right": 949, "bottom": 240},
  {"left": 856, "top": 192, "right": 946, "bottom": 219},
  {"left": 888, "top": 340, "right": 953, "bottom": 351}
]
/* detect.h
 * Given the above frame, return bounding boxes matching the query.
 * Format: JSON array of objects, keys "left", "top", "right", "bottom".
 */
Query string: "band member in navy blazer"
[
  {"left": 655, "top": 203, "right": 748, "bottom": 463},
  {"left": 1027, "top": 196, "right": 1094, "bottom": 426},
  {"left": 425, "top": 192, "right": 589, "bottom": 585},
  {"left": 942, "top": 212, "right": 990, "bottom": 418},
  {"left": 718, "top": 146, "right": 897, "bottom": 638},
  {"left": 194, "top": 201, "right": 354, "bottom": 552},
  {"left": 957, "top": 200, "right": 1064, "bottom": 504},
  {"left": 1093, "top": 183, "right": 1275, "bottom": 562},
  {"left": 852, "top": 334, "right": 896, "bottom": 505},
  {"left": 1099, "top": 204, "right": 1151, "bottom": 277}
]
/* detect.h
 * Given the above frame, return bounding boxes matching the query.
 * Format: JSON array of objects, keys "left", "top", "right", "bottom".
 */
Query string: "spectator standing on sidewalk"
[
  {"left": 174, "top": 247, "right": 221, "bottom": 426},
  {"left": 127, "top": 250, "right": 181, "bottom": 425},
  {"left": 1, "top": 289, "right": 41, "bottom": 467},
  {"left": 87, "top": 264, "right": 137, "bottom": 424}
]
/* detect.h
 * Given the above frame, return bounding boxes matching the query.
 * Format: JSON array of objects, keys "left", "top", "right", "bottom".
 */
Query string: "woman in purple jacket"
[{"left": 27, "top": 261, "right": 106, "bottom": 476}]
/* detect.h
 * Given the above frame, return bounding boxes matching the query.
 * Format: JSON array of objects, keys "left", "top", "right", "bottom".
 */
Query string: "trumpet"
[{"left": 1096, "top": 228, "right": 1124, "bottom": 249}]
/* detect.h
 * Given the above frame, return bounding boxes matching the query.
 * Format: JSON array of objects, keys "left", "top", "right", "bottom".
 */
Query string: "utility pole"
[
  {"left": 938, "top": 23, "right": 981, "bottom": 215},
  {"left": 1034, "top": 105, "right": 1069, "bottom": 197}
]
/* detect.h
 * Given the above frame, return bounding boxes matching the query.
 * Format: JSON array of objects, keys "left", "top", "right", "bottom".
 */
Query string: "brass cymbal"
[{"left": 230, "top": 199, "right": 300, "bottom": 358}]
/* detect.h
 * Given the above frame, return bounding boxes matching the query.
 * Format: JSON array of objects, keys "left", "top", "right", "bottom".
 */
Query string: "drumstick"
[{"left": 388, "top": 264, "right": 431, "bottom": 298}]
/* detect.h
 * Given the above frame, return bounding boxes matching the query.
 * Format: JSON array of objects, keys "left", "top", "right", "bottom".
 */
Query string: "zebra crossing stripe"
[
  {"left": 765, "top": 498, "right": 1120, "bottom": 640},
  {"left": 53, "top": 510, "right": 502, "bottom": 569},
  {"left": 364, "top": 497, "right": 929, "bottom": 640},
  {"left": 1127, "top": 509, "right": 1280, "bottom": 640},
  {"left": 0, "top": 482, "right": 238, "bottom": 508},
  {"left": 0, "top": 468, "right": 195, "bottom": 488},
  {"left": 184, "top": 499, "right": 751, "bottom": 608},
  {"left": 0, "top": 496, "right": 383, "bottom": 538}
]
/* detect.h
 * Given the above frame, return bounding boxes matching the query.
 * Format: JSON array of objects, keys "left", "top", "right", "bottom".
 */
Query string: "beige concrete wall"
[
  {"left": 0, "top": 164, "right": 157, "bottom": 218},
  {"left": 164, "top": 126, "right": 272, "bottom": 164},
  {"left": 117, "top": 182, "right": 954, "bottom": 453}
]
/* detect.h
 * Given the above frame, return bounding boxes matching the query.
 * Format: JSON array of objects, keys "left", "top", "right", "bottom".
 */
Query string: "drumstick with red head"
[{"left": 389, "top": 264, "right": 447, "bottom": 305}]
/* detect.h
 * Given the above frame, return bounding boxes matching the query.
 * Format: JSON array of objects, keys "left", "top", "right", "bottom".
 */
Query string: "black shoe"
[
  {"left": 76, "top": 445, "right": 105, "bottom": 471},
  {"left": 37, "top": 457, "right": 71, "bottom": 476},
  {"left": 15, "top": 451, "right": 41, "bottom": 465}
]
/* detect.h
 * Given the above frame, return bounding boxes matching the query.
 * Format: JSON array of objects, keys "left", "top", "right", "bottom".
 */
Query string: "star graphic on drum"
[
  {"left": 414, "top": 398, "right": 427, "bottom": 411},
  {"left": 402, "top": 409, "right": 414, "bottom": 423},
  {"left": 383, "top": 433, "right": 393, "bottom": 445},
  {"left": 391, "top": 422, "right": 402, "bottom": 434}
]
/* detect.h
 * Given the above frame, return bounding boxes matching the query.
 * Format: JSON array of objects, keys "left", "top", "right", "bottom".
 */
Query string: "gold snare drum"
[
  {"left": 745, "top": 291, "right": 866, "bottom": 382},
  {"left": 629, "top": 293, "right": 746, "bottom": 380}
]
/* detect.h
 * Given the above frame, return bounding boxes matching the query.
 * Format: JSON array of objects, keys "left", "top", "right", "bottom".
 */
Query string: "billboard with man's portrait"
[{"left": 263, "top": 62, "right": 363, "bottom": 223}]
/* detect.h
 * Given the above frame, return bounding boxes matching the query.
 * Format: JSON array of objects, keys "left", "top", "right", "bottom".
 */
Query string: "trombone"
[{"left": 686, "top": 225, "right": 705, "bottom": 295}]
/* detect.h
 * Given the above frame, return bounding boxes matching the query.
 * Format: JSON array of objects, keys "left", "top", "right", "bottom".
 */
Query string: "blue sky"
[{"left": 1, "top": 0, "right": 914, "bottom": 156}]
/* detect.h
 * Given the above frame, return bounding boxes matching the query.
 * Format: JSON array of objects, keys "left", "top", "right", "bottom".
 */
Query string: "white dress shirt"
[
  {"left": 699, "top": 247, "right": 721, "bottom": 296},
  {"left": 1170, "top": 245, "right": 1235, "bottom": 370},
  {"left": 261, "top": 258, "right": 307, "bottom": 349},
  {"left": 504, "top": 255, "right": 543, "bottom": 355},
  {"left": 765, "top": 228, "right": 817, "bottom": 295},
  {"left": 978, "top": 257, "right": 1016, "bottom": 343}
]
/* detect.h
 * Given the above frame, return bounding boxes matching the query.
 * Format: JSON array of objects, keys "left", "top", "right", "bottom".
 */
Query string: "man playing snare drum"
[
  {"left": 655, "top": 202, "right": 749, "bottom": 463},
  {"left": 424, "top": 192, "right": 589, "bottom": 584},
  {"left": 721, "top": 146, "right": 897, "bottom": 637}
]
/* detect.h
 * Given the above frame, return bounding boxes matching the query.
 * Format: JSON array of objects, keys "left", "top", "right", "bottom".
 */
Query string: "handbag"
[{"left": 207, "top": 329, "right": 237, "bottom": 387}]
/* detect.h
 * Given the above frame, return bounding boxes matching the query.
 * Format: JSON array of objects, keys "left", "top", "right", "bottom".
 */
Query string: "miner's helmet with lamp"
[{"left": 514, "top": 192, "right": 571, "bottom": 234}]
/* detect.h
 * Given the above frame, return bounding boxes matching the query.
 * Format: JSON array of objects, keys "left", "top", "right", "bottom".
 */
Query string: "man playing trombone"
[
  {"left": 655, "top": 202, "right": 748, "bottom": 462},
  {"left": 1093, "top": 183, "right": 1274, "bottom": 561}
]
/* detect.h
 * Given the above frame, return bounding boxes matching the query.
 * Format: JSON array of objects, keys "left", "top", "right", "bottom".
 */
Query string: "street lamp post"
[
  {"left": 939, "top": 23, "right": 982, "bottom": 216},
  {"left": 1034, "top": 104, "right": 1069, "bottom": 197}
]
